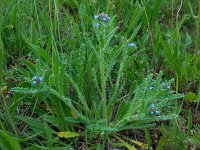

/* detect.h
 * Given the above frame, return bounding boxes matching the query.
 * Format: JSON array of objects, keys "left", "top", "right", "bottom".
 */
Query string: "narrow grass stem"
[
  {"left": 171, "top": 0, "right": 174, "bottom": 28},
  {"left": 176, "top": 0, "right": 183, "bottom": 44},
  {"left": 194, "top": 0, "right": 200, "bottom": 84},
  {"left": 141, "top": 0, "right": 154, "bottom": 52},
  {"left": 34, "top": 0, "right": 42, "bottom": 41},
  {"left": 0, "top": 18, "right": 2, "bottom": 89},
  {"left": 195, "top": 0, "right": 200, "bottom": 53},
  {"left": 0, "top": 23, "right": 5, "bottom": 131},
  {"left": 2, "top": 96, "right": 19, "bottom": 137}
]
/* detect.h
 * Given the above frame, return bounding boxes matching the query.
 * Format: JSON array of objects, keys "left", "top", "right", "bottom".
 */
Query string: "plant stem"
[
  {"left": 195, "top": 0, "right": 200, "bottom": 53},
  {"left": 0, "top": 17, "right": 2, "bottom": 89},
  {"left": 171, "top": 0, "right": 174, "bottom": 29},
  {"left": 0, "top": 15, "right": 6, "bottom": 132},
  {"left": 34, "top": 0, "right": 42, "bottom": 41},
  {"left": 3, "top": 96, "right": 19, "bottom": 137},
  {"left": 141, "top": 0, "right": 154, "bottom": 52},
  {"left": 100, "top": 48, "right": 107, "bottom": 125},
  {"left": 194, "top": 0, "right": 200, "bottom": 83}
]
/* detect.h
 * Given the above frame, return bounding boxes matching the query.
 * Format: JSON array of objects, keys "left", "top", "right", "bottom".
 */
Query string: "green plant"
[
  {"left": 156, "top": 124, "right": 187, "bottom": 150},
  {"left": 1, "top": 0, "right": 199, "bottom": 149},
  {"left": 10, "top": 14, "right": 184, "bottom": 148}
]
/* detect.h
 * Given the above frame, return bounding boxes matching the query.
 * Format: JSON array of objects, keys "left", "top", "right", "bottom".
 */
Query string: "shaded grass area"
[{"left": 0, "top": 0, "right": 200, "bottom": 149}]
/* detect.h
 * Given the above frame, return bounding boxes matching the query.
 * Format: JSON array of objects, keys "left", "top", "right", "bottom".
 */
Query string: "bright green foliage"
[
  {"left": 11, "top": 19, "right": 183, "bottom": 147},
  {"left": 156, "top": 124, "right": 187, "bottom": 150},
  {"left": 0, "top": 0, "right": 199, "bottom": 149},
  {"left": 0, "top": 130, "right": 21, "bottom": 150},
  {"left": 0, "top": 20, "right": 2, "bottom": 89},
  {"left": 113, "top": 135, "right": 137, "bottom": 150},
  {"left": 57, "top": 131, "right": 80, "bottom": 138},
  {"left": 184, "top": 92, "right": 198, "bottom": 103}
]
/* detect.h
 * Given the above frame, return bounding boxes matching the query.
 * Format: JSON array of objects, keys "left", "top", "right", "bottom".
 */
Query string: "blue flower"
[
  {"left": 31, "top": 75, "right": 44, "bottom": 85},
  {"left": 161, "top": 82, "right": 171, "bottom": 90},
  {"left": 101, "top": 14, "right": 110, "bottom": 22},
  {"left": 150, "top": 103, "right": 155, "bottom": 108},
  {"left": 94, "top": 13, "right": 110, "bottom": 22},
  {"left": 150, "top": 111, "right": 154, "bottom": 115},
  {"left": 32, "top": 76, "right": 37, "bottom": 80},
  {"left": 149, "top": 85, "right": 154, "bottom": 90},
  {"left": 161, "top": 82, "right": 166, "bottom": 86},
  {"left": 128, "top": 43, "right": 136, "bottom": 47},
  {"left": 102, "top": 17, "right": 108, "bottom": 22},
  {"left": 94, "top": 15, "right": 98, "bottom": 19},
  {"left": 95, "top": 23, "right": 100, "bottom": 27},
  {"left": 39, "top": 77, "right": 44, "bottom": 82},
  {"left": 32, "top": 81, "right": 37, "bottom": 85},
  {"left": 155, "top": 110, "right": 161, "bottom": 115},
  {"left": 149, "top": 103, "right": 161, "bottom": 116}
]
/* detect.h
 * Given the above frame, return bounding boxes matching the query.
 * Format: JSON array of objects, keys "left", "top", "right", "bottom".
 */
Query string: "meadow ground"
[{"left": 0, "top": 0, "right": 200, "bottom": 149}]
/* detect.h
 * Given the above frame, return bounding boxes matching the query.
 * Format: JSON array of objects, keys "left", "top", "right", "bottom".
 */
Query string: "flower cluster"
[
  {"left": 32, "top": 76, "right": 44, "bottom": 85},
  {"left": 161, "top": 82, "right": 171, "bottom": 89},
  {"left": 128, "top": 42, "right": 136, "bottom": 47},
  {"left": 149, "top": 81, "right": 171, "bottom": 91},
  {"left": 94, "top": 22, "right": 100, "bottom": 27},
  {"left": 149, "top": 103, "right": 161, "bottom": 115},
  {"left": 149, "top": 85, "right": 154, "bottom": 90},
  {"left": 94, "top": 13, "right": 110, "bottom": 22}
]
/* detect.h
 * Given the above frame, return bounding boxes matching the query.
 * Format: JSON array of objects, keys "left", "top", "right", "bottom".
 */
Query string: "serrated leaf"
[
  {"left": 125, "top": 136, "right": 153, "bottom": 150},
  {"left": 113, "top": 135, "right": 137, "bottom": 150},
  {"left": 11, "top": 87, "right": 46, "bottom": 94}
]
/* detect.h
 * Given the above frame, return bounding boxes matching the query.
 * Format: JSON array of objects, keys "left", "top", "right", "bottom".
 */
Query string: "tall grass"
[
  {"left": 0, "top": 0, "right": 199, "bottom": 149},
  {"left": 0, "top": 16, "right": 2, "bottom": 89},
  {"left": 195, "top": 0, "right": 200, "bottom": 52},
  {"left": 0, "top": 9, "right": 5, "bottom": 131}
]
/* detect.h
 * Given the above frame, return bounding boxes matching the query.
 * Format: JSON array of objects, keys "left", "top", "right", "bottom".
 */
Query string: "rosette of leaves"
[{"left": 11, "top": 17, "right": 183, "bottom": 148}]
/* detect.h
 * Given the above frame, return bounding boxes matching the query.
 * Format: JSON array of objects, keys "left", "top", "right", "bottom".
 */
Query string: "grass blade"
[
  {"left": 0, "top": 17, "right": 3, "bottom": 88},
  {"left": 0, "top": 130, "right": 21, "bottom": 150},
  {"left": 113, "top": 134, "right": 137, "bottom": 150}
]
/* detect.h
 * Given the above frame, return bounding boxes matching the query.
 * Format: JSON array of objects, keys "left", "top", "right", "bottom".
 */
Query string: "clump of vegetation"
[{"left": 0, "top": 0, "right": 199, "bottom": 149}]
